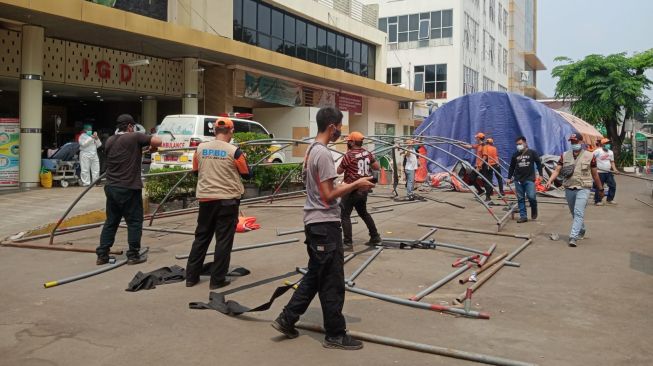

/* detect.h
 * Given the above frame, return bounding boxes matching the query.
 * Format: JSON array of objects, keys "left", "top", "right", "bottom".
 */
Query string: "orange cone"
[{"left": 379, "top": 167, "right": 388, "bottom": 185}]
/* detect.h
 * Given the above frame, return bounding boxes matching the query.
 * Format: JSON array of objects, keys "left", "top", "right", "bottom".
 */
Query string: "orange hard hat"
[
  {"left": 487, "top": 138, "right": 494, "bottom": 144},
  {"left": 600, "top": 138, "right": 610, "bottom": 145},
  {"left": 475, "top": 132, "right": 485, "bottom": 139},
  {"left": 345, "top": 131, "right": 365, "bottom": 142}
]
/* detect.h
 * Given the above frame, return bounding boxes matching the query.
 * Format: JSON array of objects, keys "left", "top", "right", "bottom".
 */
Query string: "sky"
[{"left": 537, "top": 0, "right": 653, "bottom": 103}]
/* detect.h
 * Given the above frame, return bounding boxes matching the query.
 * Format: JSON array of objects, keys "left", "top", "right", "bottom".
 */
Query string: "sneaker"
[
  {"left": 568, "top": 238, "right": 577, "bottom": 247},
  {"left": 323, "top": 334, "right": 364, "bottom": 350},
  {"left": 209, "top": 279, "right": 231, "bottom": 290},
  {"left": 531, "top": 208, "right": 538, "bottom": 220},
  {"left": 594, "top": 201, "right": 604, "bottom": 206},
  {"left": 516, "top": 217, "right": 528, "bottom": 224},
  {"left": 127, "top": 256, "right": 147, "bottom": 265},
  {"left": 185, "top": 280, "right": 198, "bottom": 287},
  {"left": 578, "top": 229, "right": 586, "bottom": 240},
  {"left": 96, "top": 256, "right": 109, "bottom": 265},
  {"left": 271, "top": 315, "right": 299, "bottom": 339},
  {"left": 607, "top": 200, "right": 617, "bottom": 205},
  {"left": 365, "top": 236, "right": 383, "bottom": 246}
]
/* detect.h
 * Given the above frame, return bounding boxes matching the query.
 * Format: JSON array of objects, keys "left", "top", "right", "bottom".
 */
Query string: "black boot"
[{"left": 531, "top": 207, "right": 538, "bottom": 220}]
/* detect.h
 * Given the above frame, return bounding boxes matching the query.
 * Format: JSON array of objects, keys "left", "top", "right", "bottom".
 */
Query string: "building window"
[
  {"left": 464, "top": 66, "right": 479, "bottom": 95},
  {"left": 489, "top": 35, "right": 495, "bottom": 66},
  {"left": 404, "top": 125, "right": 416, "bottom": 136},
  {"left": 380, "top": 10, "right": 453, "bottom": 41},
  {"left": 482, "top": 30, "right": 486, "bottom": 61},
  {"left": 497, "top": 43, "right": 502, "bottom": 72},
  {"left": 503, "top": 9, "right": 508, "bottom": 36},
  {"left": 498, "top": 84, "right": 507, "bottom": 92},
  {"left": 489, "top": 0, "right": 495, "bottom": 23},
  {"left": 464, "top": 12, "right": 479, "bottom": 54},
  {"left": 234, "top": 0, "right": 375, "bottom": 79},
  {"left": 414, "top": 64, "right": 447, "bottom": 99},
  {"left": 483, "top": 77, "right": 495, "bottom": 91},
  {"left": 503, "top": 48, "right": 508, "bottom": 74},
  {"left": 387, "top": 67, "right": 402, "bottom": 85},
  {"left": 498, "top": 3, "right": 503, "bottom": 32}
]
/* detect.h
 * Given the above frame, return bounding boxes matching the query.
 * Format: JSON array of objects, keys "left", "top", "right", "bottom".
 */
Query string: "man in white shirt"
[
  {"left": 401, "top": 141, "right": 419, "bottom": 199},
  {"left": 593, "top": 138, "right": 617, "bottom": 205},
  {"left": 78, "top": 124, "right": 102, "bottom": 186}
]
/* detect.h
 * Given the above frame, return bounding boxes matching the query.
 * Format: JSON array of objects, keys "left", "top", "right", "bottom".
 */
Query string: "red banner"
[{"left": 337, "top": 93, "right": 363, "bottom": 114}]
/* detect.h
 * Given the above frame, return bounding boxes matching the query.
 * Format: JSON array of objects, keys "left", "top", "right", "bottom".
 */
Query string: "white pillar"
[
  {"left": 19, "top": 25, "right": 44, "bottom": 188},
  {"left": 182, "top": 57, "right": 198, "bottom": 114},
  {"left": 142, "top": 96, "right": 157, "bottom": 131}
]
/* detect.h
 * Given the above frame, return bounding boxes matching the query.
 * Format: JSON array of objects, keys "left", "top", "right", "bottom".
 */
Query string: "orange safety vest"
[{"left": 486, "top": 145, "right": 499, "bottom": 166}]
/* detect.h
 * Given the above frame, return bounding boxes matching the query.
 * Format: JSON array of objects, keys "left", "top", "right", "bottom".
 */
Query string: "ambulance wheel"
[{"left": 60, "top": 180, "right": 69, "bottom": 188}]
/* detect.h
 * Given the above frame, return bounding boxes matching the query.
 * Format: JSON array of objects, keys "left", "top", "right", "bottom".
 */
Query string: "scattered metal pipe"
[
  {"left": 122, "top": 225, "right": 194, "bottom": 235},
  {"left": 458, "top": 252, "right": 508, "bottom": 284},
  {"left": 1, "top": 242, "right": 122, "bottom": 254},
  {"left": 411, "top": 263, "right": 473, "bottom": 302},
  {"left": 346, "top": 246, "right": 383, "bottom": 285},
  {"left": 174, "top": 238, "right": 299, "bottom": 260},
  {"left": 11, "top": 222, "right": 105, "bottom": 243},
  {"left": 148, "top": 170, "right": 192, "bottom": 226},
  {"left": 294, "top": 322, "right": 537, "bottom": 366},
  {"left": 382, "top": 237, "right": 487, "bottom": 256},
  {"left": 371, "top": 200, "right": 424, "bottom": 209},
  {"left": 417, "top": 223, "right": 531, "bottom": 239},
  {"left": 43, "top": 248, "right": 148, "bottom": 288},
  {"left": 418, "top": 228, "right": 438, "bottom": 241},
  {"left": 48, "top": 172, "right": 107, "bottom": 245},
  {"left": 416, "top": 194, "right": 466, "bottom": 209},
  {"left": 635, "top": 198, "right": 653, "bottom": 208},
  {"left": 478, "top": 243, "right": 497, "bottom": 267},
  {"left": 295, "top": 268, "right": 489, "bottom": 319},
  {"left": 452, "top": 254, "right": 480, "bottom": 267},
  {"left": 505, "top": 239, "right": 533, "bottom": 262},
  {"left": 504, "top": 260, "right": 520, "bottom": 268}
]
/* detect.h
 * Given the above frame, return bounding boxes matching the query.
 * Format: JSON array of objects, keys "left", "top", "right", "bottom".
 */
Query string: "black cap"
[{"left": 117, "top": 114, "right": 135, "bottom": 124}]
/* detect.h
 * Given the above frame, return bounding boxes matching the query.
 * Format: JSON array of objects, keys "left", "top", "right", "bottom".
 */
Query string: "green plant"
[
  {"left": 253, "top": 164, "right": 303, "bottom": 191},
  {"left": 144, "top": 167, "right": 197, "bottom": 202},
  {"left": 233, "top": 132, "right": 271, "bottom": 165}
]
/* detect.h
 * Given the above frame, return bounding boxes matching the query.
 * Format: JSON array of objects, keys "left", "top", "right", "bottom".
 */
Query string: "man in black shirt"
[
  {"left": 96, "top": 114, "right": 162, "bottom": 265},
  {"left": 507, "top": 136, "right": 543, "bottom": 223}
]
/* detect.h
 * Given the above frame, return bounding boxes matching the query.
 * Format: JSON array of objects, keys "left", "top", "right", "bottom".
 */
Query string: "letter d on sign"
[{"left": 120, "top": 64, "right": 132, "bottom": 83}]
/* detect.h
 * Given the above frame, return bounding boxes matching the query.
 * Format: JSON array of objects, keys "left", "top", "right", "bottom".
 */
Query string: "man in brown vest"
[
  {"left": 546, "top": 134, "right": 603, "bottom": 247},
  {"left": 185, "top": 117, "right": 251, "bottom": 289}
]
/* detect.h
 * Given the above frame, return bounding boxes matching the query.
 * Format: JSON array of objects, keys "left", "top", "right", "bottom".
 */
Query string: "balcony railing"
[{"left": 313, "top": 0, "right": 379, "bottom": 28}]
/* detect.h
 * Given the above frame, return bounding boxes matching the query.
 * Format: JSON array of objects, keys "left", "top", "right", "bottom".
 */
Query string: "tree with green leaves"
[{"left": 552, "top": 49, "right": 653, "bottom": 162}]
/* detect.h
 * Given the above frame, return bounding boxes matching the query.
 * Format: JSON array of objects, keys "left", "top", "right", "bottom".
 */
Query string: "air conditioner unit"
[{"left": 520, "top": 71, "right": 530, "bottom": 82}]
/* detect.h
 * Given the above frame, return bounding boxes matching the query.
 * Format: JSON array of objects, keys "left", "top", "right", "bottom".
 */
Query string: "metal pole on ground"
[
  {"left": 417, "top": 223, "right": 531, "bottom": 239},
  {"left": 174, "top": 238, "right": 300, "bottom": 260},
  {"left": 459, "top": 252, "right": 507, "bottom": 284},
  {"left": 294, "top": 322, "right": 537, "bottom": 366},
  {"left": 382, "top": 237, "right": 488, "bottom": 255},
  {"left": 346, "top": 246, "right": 383, "bottom": 285},
  {"left": 410, "top": 263, "right": 473, "bottom": 301}
]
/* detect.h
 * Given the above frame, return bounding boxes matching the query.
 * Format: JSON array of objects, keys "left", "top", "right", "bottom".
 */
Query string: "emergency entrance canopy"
[{"left": 415, "top": 92, "right": 580, "bottom": 173}]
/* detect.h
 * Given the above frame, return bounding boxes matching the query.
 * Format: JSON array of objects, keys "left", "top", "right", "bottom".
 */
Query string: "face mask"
[
  {"left": 86, "top": 130, "right": 93, "bottom": 136},
  {"left": 603, "top": 144, "right": 611, "bottom": 150},
  {"left": 516, "top": 144, "right": 524, "bottom": 151},
  {"left": 571, "top": 144, "right": 582, "bottom": 151},
  {"left": 329, "top": 125, "right": 341, "bottom": 142}
]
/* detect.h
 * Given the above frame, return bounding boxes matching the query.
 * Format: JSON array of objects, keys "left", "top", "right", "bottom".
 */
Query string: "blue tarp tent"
[{"left": 415, "top": 92, "right": 577, "bottom": 174}]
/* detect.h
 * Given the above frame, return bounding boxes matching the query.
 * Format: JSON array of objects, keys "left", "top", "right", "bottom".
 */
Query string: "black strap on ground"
[
  {"left": 126, "top": 265, "right": 250, "bottom": 292},
  {"left": 126, "top": 265, "right": 186, "bottom": 291},
  {"left": 188, "top": 280, "right": 299, "bottom": 316}
]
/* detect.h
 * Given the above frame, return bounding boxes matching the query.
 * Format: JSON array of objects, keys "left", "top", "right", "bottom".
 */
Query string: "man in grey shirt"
[{"left": 272, "top": 107, "right": 375, "bottom": 350}]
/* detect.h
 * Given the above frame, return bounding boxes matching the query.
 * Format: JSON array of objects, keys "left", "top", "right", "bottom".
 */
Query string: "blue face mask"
[
  {"left": 603, "top": 144, "right": 611, "bottom": 150},
  {"left": 571, "top": 144, "right": 582, "bottom": 151},
  {"left": 86, "top": 130, "right": 93, "bottom": 136}
]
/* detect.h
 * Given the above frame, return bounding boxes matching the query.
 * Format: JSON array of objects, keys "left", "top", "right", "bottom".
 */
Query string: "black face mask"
[{"left": 330, "top": 126, "right": 342, "bottom": 142}]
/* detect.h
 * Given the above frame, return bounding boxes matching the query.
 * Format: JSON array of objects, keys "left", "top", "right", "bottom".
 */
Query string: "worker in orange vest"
[
  {"left": 486, "top": 138, "right": 505, "bottom": 197},
  {"left": 462, "top": 132, "right": 493, "bottom": 202}
]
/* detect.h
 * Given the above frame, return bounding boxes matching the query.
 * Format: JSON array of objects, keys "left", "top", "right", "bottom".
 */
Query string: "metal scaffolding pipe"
[
  {"left": 418, "top": 228, "right": 438, "bottom": 241},
  {"left": 11, "top": 222, "right": 105, "bottom": 243},
  {"left": 382, "top": 237, "right": 487, "bottom": 255},
  {"left": 43, "top": 248, "right": 148, "bottom": 288},
  {"left": 295, "top": 267, "right": 489, "bottom": 319},
  {"left": 452, "top": 254, "right": 480, "bottom": 267},
  {"left": 416, "top": 194, "right": 466, "bottom": 209},
  {"left": 458, "top": 252, "right": 508, "bottom": 284},
  {"left": 417, "top": 223, "right": 531, "bottom": 239},
  {"left": 346, "top": 246, "right": 383, "bottom": 284},
  {"left": 1, "top": 242, "right": 122, "bottom": 254},
  {"left": 371, "top": 200, "right": 424, "bottom": 209},
  {"left": 148, "top": 170, "right": 192, "bottom": 226},
  {"left": 478, "top": 243, "right": 497, "bottom": 267},
  {"left": 48, "top": 172, "right": 107, "bottom": 245},
  {"left": 294, "top": 322, "right": 537, "bottom": 366},
  {"left": 411, "top": 263, "right": 472, "bottom": 302},
  {"left": 123, "top": 225, "right": 194, "bottom": 235},
  {"left": 174, "top": 238, "right": 299, "bottom": 259}
]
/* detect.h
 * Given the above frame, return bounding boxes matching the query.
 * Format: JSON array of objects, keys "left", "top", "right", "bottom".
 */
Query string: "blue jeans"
[
  {"left": 406, "top": 169, "right": 416, "bottom": 196},
  {"left": 565, "top": 188, "right": 589, "bottom": 240},
  {"left": 594, "top": 172, "right": 617, "bottom": 203},
  {"left": 515, "top": 180, "right": 537, "bottom": 219}
]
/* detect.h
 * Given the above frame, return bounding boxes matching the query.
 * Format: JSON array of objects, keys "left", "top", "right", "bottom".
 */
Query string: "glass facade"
[
  {"left": 414, "top": 64, "right": 447, "bottom": 99},
  {"left": 379, "top": 10, "right": 453, "bottom": 43},
  {"left": 233, "top": 0, "right": 376, "bottom": 79}
]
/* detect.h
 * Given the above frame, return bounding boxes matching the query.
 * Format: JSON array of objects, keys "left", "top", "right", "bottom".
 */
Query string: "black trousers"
[
  {"left": 97, "top": 185, "right": 143, "bottom": 259},
  {"left": 282, "top": 222, "right": 346, "bottom": 338},
  {"left": 491, "top": 164, "right": 505, "bottom": 194},
  {"left": 470, "top": 166, "right": 494, "bottom": 200},
  {"left": 185, "top": 200, "right": 240, "bottom": 286},
  {"left": 340, "top": 191, "right": 379, "bottom": 245}
]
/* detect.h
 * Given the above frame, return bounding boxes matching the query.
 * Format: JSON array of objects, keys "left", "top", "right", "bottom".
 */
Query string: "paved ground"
[
  {"left": 0, "top": 186, "right": 106, "bottom": 239},
  {"left": 0, "top": 177, "right": 652, "bottom": 366}
]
